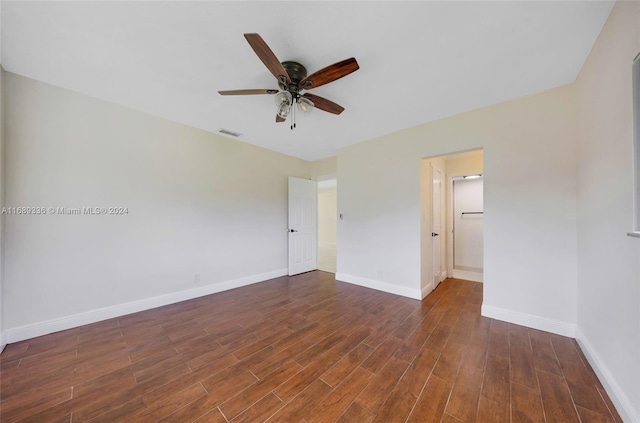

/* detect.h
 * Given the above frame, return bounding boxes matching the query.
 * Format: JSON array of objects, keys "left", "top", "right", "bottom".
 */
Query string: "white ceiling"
[{"left": 1, "top": 1, "right": 614, "bottom": 161}]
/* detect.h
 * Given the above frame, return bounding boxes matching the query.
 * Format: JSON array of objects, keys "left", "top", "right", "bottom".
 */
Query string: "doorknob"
[
  {"left": 289, "top": 229, "right": 298, "bottom": 233},
  {"left": 432, "top": 232, "right": 439, "bottom": 237}
]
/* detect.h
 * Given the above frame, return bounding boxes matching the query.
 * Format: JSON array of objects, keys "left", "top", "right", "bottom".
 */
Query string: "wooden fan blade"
[
  {"left": 303, "top": 94, "right": 345, "bottom": 115},
  {"left": 244, "top": 33, "right": 291, "bottom": 85},
  {"left": 300, "top": 58, "right": 359, "bottom": 89},
  {"left": 276, "top": 115, "right": 286, "bottom": 123},
  {"left": 218, "top": 89, "right": 278, "bottom": 95}
]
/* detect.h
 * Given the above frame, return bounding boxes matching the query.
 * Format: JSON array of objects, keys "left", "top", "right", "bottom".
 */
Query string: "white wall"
[
  {"left": 337, "top": 83, "right": 578, "bottom": 333},
  {"left": 574, "top": 2, "right": 640, "bottom": 421},
  {"left": 3, "top": 73, "right": 310, "bottom": 341}
]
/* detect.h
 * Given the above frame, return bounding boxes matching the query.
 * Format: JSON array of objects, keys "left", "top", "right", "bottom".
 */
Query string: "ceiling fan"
[{"left": 218, "top": 33, "right": 359, "bottom": 129}]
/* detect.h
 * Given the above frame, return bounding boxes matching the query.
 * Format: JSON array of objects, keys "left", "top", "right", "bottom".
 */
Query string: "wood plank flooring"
[{"left": 0, "top": 272, "right": 622, "bottom": 422}]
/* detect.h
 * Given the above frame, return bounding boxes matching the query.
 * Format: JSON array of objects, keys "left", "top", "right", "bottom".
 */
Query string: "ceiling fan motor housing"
[{"left": 279, "top": 61, "right": 308, "bottom": 92}]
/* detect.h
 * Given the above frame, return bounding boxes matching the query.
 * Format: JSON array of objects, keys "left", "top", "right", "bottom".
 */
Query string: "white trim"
[
  {"left": 438, "top": 270, "right": 448, "bottom": 282},
  {"left": 5, "top": 268, "right": 287, "bottom": 344},
  {"left": 575, "top": 328, "right": 638, "bottom": 423},
  {"left": 447, "top": 175, "right": 454, "bottom": 278},
  {"left": 481, "top": 304, "right": 576, "bottom": 337},
  {"left": 421, "top": 284, "right": 433, "bottom": 299},
  {"left": 335, "top": 273, "right": 422, "bottom": 300},
  {"left": 0, "top": 333, "right": 6, "bottom": 353}
]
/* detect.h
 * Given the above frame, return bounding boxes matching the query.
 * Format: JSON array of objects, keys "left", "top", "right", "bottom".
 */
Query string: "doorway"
[
  {"left": 421, "top": 149, "right": 484, "bottom": 296},
  {"left": 452, "top": 175, "right": 484, "bottom": 282},
  {"left": 317, "top": 179, "right": 337, "bottom": 273}
]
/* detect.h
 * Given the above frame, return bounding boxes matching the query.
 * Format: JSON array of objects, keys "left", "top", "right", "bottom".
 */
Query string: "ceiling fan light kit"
[
  {"left": 297, "top": 97, "right": 314, "bottom": 116},
  {"left": 218, "top": 33, "right": 359, "bottom": 130},
  {"left": 274, "top": 90, "right": 293, "bottom": 119}
]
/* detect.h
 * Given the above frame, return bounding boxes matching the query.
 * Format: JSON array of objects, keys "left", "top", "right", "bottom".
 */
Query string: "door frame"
[
  {"left": 431, "top": 163, "right": 445, "bottom": 289},
  {"left": 447, "top": 175, "right": 455, "bottom": 278}
]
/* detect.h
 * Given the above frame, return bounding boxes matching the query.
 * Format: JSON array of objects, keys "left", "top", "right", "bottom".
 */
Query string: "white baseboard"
[
  {"left": 0, "top": 332, "right": 6, "bottom": 354},
  {"left": 5, "top": 268, "right": 287, "bottom": 344},
  {"left": 335, "top": 273, "right": 422, "bottom": 300},
  {"left": 575, "top": 328, "right": 638, "bottom": 423},
  {"left": 421, "top": 284, "right": 433, "bottom": 299},
  {"left": 481, "top": 304, "right": 576, "bottom": 337}
]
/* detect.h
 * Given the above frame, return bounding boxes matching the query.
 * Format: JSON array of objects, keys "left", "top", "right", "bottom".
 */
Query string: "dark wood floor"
[{"left": 0, "top": 272, "right": 622, "bottom": 422}]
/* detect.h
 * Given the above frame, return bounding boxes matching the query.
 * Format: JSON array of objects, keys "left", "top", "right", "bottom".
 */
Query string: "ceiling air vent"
[{"left": 218, "top": 129, "right": 242, "bottom": 138}]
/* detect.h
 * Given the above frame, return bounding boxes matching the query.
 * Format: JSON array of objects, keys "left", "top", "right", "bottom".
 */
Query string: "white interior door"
[
  {"left": 288, "top": 177, "right": 317, "bottom": 276},
  {"left": 431, "top": 165, "right": 444, "bottom": 288}
]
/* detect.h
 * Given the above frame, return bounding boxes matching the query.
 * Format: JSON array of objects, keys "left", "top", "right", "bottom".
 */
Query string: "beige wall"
[
  {"left": 574, "top": 1, "right": 640, "bottom": 420},
  {"left": 311, "top": 156, "right": 337, "bottom": 180},
  {"left": 318, "top": 188, "right": 337, "bottom": 244},
  {"left": 3, "top": 73, "right": 310, "bottom": 338},
  {"left": 445, "top": 150, "right": 483, "bottom": 177}
]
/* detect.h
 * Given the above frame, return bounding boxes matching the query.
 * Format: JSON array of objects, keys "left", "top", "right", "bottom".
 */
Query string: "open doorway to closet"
[
  {"left": 317, "top": 179, "right": 337, "bottom": 273},
  {"left": 452, "top": 175, "right": 483, "bottom": 282},
  {"left": 421, "top": 149, "right": 483, "bottom": 297}
]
